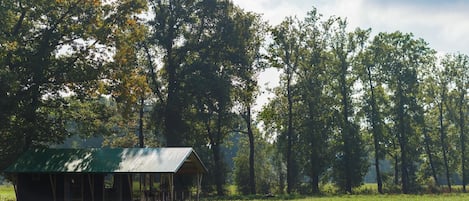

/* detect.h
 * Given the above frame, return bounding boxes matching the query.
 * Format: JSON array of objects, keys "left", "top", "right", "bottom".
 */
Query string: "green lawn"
[
  {"left": 294, "top": 194, "right": 469, "bottom": 201},
  {"left": 201, "top": 194, "right": 469, "bottom": 201},
  {"left": 2, "top": 184, "right": 469, "bottom": 201}
]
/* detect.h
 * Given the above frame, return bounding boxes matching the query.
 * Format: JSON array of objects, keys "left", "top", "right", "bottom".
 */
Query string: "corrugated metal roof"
[{"left": 4, "top": 148, "right": 207, "bottom": 174}]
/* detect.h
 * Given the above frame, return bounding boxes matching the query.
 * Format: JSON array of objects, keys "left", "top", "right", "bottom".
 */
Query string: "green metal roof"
[{"left": 4, "top": 148, "right": 207, "bottom": 174}]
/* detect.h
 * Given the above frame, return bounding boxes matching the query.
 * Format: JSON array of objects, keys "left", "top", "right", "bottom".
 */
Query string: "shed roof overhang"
[{"left": 4, "top": 148, "right": 207, "bottom": 174}]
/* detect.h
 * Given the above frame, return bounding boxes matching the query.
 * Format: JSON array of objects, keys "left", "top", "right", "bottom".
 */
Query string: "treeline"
[{"left": 0, "top": 0, "right": 468, "bottom": 196}]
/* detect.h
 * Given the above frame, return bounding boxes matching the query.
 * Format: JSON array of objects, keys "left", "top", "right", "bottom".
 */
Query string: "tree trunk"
[
  {"left": 139, "top": 96, "right": 144, "bottom": 148},
  {"left": 311, "top": 173, "right": 320, "bottom": 194},
  {"left": 394, "top": 152, "right": 399, "bottom": 186},
  {"left": 24, "top": 31, "right": 53, "bottom": 151},
  {"left": 162, "top": 18, "right": 184, "bottom": 146},
  {"left": 367, "top": 64, "right": 383, "bottom": 194},
  {"left": 212, "top": 143, "right": 224, "bottom": 196},
  {"left": 460, "top": 92, "right": 467, "bottom": 192},
  {"left": 340, "top": 57, "right": 352, "bottom": 193},
  {"left": 164, "top": 46, "right": 183, "bottom": 146},
  {"left": 396, "top": 78, "right": 410, "bottom": 194},
  {"left": 278, "top": 158, "right": 285, "bottom": 194},
  {"left": 423, "top": 123, "right": 438, "bottom": 184},
  {"left": 214, "top": 108, "right": 226, "bottom": 196},
  {"left": 310, "top": 124, "right": 320, "bottom": 194},
  {"left": 286, "top": 68, "right": 294, "bottom": 194},
  {"left": 245, "top": 106, "right": 256, "bottom": 194},
  {"left": 439, "top": 101, "right": 452, "bottom": 191}
]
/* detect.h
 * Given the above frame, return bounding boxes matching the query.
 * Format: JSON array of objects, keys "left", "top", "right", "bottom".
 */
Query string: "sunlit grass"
[
  {"left": 0, "top": 185, "right": 15, "bottom": 201},
  {"left": 202, "top": 194, "right": 469, "bottom": 201},
  {"left": 2, "top": 183, "right": 469, "bottom": 201}
]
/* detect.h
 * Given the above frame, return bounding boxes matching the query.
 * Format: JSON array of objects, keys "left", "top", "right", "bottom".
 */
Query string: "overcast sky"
[{"left": 231, "top": 0, "right": 469, "bottom": 110}]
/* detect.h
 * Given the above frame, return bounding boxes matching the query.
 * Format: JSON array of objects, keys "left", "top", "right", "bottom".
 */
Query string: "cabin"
[{"left": 4, "top": 148, "right": 207, "bottom": 201}]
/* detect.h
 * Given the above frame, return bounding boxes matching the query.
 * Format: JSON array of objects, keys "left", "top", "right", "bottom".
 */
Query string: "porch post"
[
  {"left": 196, "top": 173, "right": 203, "bottom": 201},
  {"left": 50, "top": 174, "right": 57, "bottom": 201},
  {"left": 170, "top": 174, "right": 174, "bottom": 201},
  {"left": 128, "top": 174, "right": 132, "bottom": 201},
  {"left": 88, "top": 174, "right": 95, "bottom": 201}
]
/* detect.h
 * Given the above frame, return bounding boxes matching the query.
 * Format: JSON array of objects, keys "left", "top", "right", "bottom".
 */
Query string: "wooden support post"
[
  {"left": 81, "top": 175, "right": 84, "bottom": 201},
  {"left": 170, "top": 174, "right": 174, "bottom": 201},
  {"left": 88, "top": 175, "right": 95, "bottom": 201},
  {"left": 50, "top": 175, "right": 57, "bottom": 201},
  {"left": 118, "top": 175, "right": 123, "bottom": 201},
  {"left": 128, "top": 175, "right": 132, "bottom": 201},
  {"left": 197, "top": 173, "right": 203, "bottom": 201}
]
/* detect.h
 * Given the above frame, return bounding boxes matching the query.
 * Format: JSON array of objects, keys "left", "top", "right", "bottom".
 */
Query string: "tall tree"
[
  {"left": 259, "top": 89, "right": 289, "bottom": 193},
  {"left": 295, "top": 9, "right": 334, "bottom": 194},
  {"left": 0, "top": 0, "right": 146, "bottom": 170},
  {"left": 182, "top": 1, "right": 266, "bottom": 195},
  {"left": 147, "top": 0, "right": 197, "bottom": 146},
  {"left": 269, "top": 16, "right": 305, "bottom": 193},
  {"left": 435, "top": 60, "right": 452, "bottom": 191},
  {"left": 370, "top": 32, "right": 435, "bottom": 193},
  {"left": 360, "top": 29, "right": 386, "bottom": 194},
  {"left": 441, "top": 53, "right": 469, "bottom": 192},
  {"left": 231, "top": 9, "right": 267, "bottom": 194},
  {"left": 329, "top": 19, "right": 369, "bottom": 193}
]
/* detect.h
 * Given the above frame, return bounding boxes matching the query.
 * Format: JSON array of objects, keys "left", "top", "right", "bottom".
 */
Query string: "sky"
[{"left": 231, "top": 0, "right": 469, "bottom": 110}]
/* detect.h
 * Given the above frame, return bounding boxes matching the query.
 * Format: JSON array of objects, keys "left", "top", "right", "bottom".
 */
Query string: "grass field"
[
  {"left": 2, "top": 184, "right": 469, "bottom": 201},
  {"left": 202, "top": 194, "right": 469, "bottom": 201},
  {"left": 0, "top": 185, "right": 15, "bottom": 201}
]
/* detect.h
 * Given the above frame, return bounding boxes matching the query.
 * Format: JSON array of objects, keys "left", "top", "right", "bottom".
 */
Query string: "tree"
[
  {"left": 268, "top": 16, "right": 305, "bottom": 193},
  {"left": 329, "top": 19, "right": 369, "bottom": 193},
  {"left": 182, "top": 1, "right": 266, "bottom": 195},
  {"left": 295, "top": 9, "right": 335, "bottom": 194},
  {"left": 359, "top": 29, "right": 387, "bottom": 194},
  {"left": 0, "top": 0, "right": 146, "bottom": 170},
  {"left": 259, "top": 89, "right": 289, "bottom": 193},
  {"left": 146, "top": 0, "right": 198, "bottom": 146},
  {"left": 370, "top": 32, "right": 435, "bottom": 193},
  {"left": 433, "top": 58, "right": 452, "bottom": 191},
  {"left": 441, "top": 53, "right": 469, "bottom": 192},
  {"left": 231, "top": 9, "right": 267, "bottom": 194},
  {"left": 233, "top": 128, "right": 275, "bottom": 195}
]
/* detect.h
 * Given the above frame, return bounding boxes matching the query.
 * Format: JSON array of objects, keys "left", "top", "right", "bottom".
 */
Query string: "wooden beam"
[
  {"left": 128, "top": 175, "right": 132, "bottom": 201},
  {"left": 197, "top": 173, "right": 203, "bottom": 201},
  {"left": 88, "top": 175, "right": 95, "bottom": 201},
  {"left": 81, "top": 175, "right": 84, "bottom": 201},
  {"left": 49, "top": 174, "right": 57, "bottom": 201},
  {"left": 170, "top": 174, "right": 174, "bottom": 201}
]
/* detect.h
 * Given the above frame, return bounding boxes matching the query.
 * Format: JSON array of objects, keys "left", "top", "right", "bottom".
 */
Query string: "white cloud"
[{"left": 233, "top": 0, "right": 312, "bottom": 25}]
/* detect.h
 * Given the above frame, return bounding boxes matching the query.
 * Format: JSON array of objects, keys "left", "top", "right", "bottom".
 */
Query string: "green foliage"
[
  {"left": 1, "top": 1, "right": 469, "bottom": 198},
  {"left": 233, "top": 131, "right": 275, "bottom": 195},
  {"left": 369, "top": 31, "right": 436, "bottom": 193},
  {"left": 0, "top": 0, "right": 147, "bottom": 171}
]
